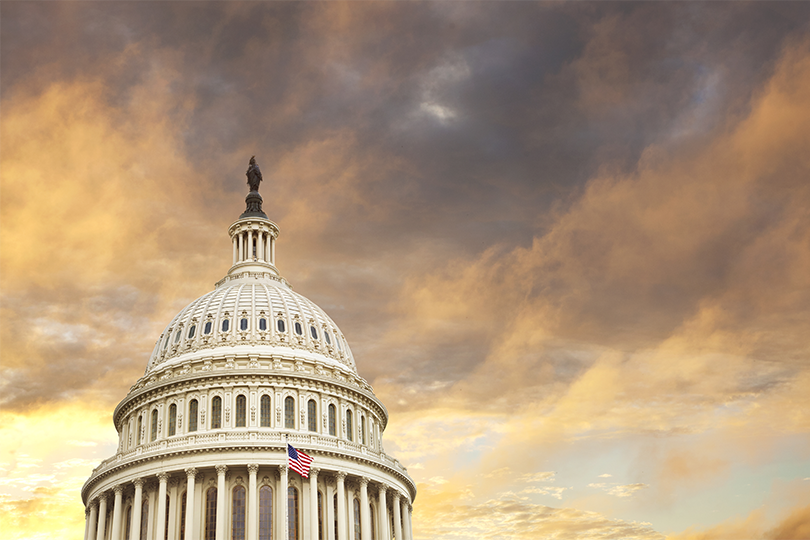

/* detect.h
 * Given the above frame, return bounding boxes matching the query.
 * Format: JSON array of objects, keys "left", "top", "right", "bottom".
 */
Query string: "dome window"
[
  {"left": 188, "top": 325, "right": 196, "bottom": 339},
  {"left": 204, "top": 321, "right": 212, "bottom": 335},
  {"left": 259, "top": 318, "right": 267, "bottom": 331},
  {"left": 211, "top": 396, "right": 222, "bottom": 429},
  {"left": 222, "top": 319, "right": 230, "bottom": 332},
  {"left": 240, "top": 318, "right": 248, "bottom": 331},
  {"left": 324, "top": 331, "right": 331, "bottom": 345},
  {"left": 336, "top": 337, "right": 342, "bottom": 351},
  {"left": 310, "top": 326, "right": 318, "bottom": 339},
  {"left": 277, "top": 319, "right": 286, "bottom": 333},
  {"left": 174, "top": 330, "right": 182, "bottom": 344},
  {"left": 294, "top": 322, "right": 303, "bottom": 336}
]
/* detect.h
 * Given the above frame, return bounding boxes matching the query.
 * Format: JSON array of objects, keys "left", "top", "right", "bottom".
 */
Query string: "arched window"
[
  {"left": 140, "top": 499, "right": 149, "bottom": 540},
  {"left": 137, "top": 415, "right": 142, "bottom": 445},
  {"left": 236, "top": 395, "right": 247, "bottom": 427},
  {"left": 346, "top": 409, "right": 353, "bottom": 442},
  {"left": 259, "top": 486, "right": 273, "bottom": 540},
  {"left": 260, "top": 395, "right": 271, "bottom": 427},
  {"left": 328, "top": 404, "right": 336, "bottom": 436},
  {"left": 308, "top": 400, "right": 317, "bottom": 432},
  {"left": 179, "top": 491, "right": 186, "bottom": 540},
  {"left": 232, "top": 486, "right": 246, "bottom": 540},
  {"left": 211, "top": 396, "right": 222, "bottom": 429},
  {"left": 318, "top": 491, "right": 324, "bottom": 540},
  {"left": 124, "top": 505, "right": 132, "bottom": 540},
  {"left": 205, "top": 487, "right": 217, "bottom": 540},
  {"left": 361, "top": 415, "right": 366, "bottom": 445},
  {"left": 188, "top": 399, "right": 198, "bottom": 432},
  {"left": 353, "top": 498, "right": 361, "bottom": 540},
  {"left": 168, "top": 404, "right": 177, "bottom": 437},
  {"left": 284, "top": 396, "right": 295, "bottom": 429},
  {"left": 150, "top": 409, "right": 158, "bottom": 442},
  {"left": 288, "top": 487, "right": 299, "bottom": 540}
]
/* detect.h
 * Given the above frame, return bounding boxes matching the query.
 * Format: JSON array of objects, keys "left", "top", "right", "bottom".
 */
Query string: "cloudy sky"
[{"left": 2, "top": 2, "right": 810, "bottom": 539}]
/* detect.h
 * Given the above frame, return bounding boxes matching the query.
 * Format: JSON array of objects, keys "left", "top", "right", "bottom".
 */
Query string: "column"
[
  {"left": 392, "top": 492, "right": 402, "bottom": 540},
  {"left": 336, "top": 472, "right": 347, "bottom": 540},
  {"left": 167, "top": 478, "right": 180, "bottom": 540},
  {"left": 249, "top": 232, "right": 256, "bottom": 260},
  {"left": 111, "top": 485, "right": 124, "bottom": 540},
  {"left": 264, "top": 235, "right": 271, "bottom": 264},
  {"left": 96, "top": 493, "right": 108, "bottom": 540},
  {"left": 238, "top": 233, "right": 244, "bottom": 262},
  {"left": 87, "top": 501, "right": 99, "bottom": 540},
  {"left": 377, "top": 486, "right": 388, "bottom": 540},
  {"left": 131, "top": 479, "right": 144, "bottom": 540},
  {"left": 84, "top": 507, "right": 91, "bottom": 540},
  {"left": 310, "top": 468, "right": 320, "bottom": 540},
  {"left": 184, "top": 469, "right": 197, "bottom": 540},
  {"left": 248, "top": 464, "right": 259, "bottom": 540},
  {"left": 256, "top": 232, "right": 264, "bottom": 262},
  {"left": 215, "top": 465, "right": 228, "bottom": 540},
  {"left": 277, "top": 465, "right": 288, "bottom": 540},
  {"left": 270, "top": 237, "right": 275, "bottom": 265},
  {"left": 360, "top": 478, "right": 370, "bottom": 540},
  {"left": 404, "top": 503, "right": 413, "bottom": 540},
  {"left": 156, "top": 473, "right": 169, "bottom": 540},
  {"left": 326, "top": 479, "right": 336, "bottom": 540}
]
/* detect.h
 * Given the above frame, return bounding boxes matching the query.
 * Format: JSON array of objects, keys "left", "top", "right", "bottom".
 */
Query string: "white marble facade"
[{"left": 82, "top": 186, "right": 415, "bottom": 540}]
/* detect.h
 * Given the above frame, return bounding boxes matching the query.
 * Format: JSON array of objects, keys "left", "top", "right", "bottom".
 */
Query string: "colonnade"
[
  {"left": 84, "top": 464, "right": 414, "bottom": 540},
  {"left": 232, "top": 228, "right": 275, "bottom": 266}
]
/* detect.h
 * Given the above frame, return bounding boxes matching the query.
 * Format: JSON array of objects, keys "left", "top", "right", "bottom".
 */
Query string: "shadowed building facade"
[{"left": 81, "top": 159, "right": 416, "bottom": 540}]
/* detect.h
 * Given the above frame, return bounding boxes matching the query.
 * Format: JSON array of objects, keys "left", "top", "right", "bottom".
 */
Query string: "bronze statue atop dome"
[{"left": 246, "top": 156, "right": 263, "bottom": 192}]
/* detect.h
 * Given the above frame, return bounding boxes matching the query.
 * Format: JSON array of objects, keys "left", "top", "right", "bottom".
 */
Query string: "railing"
[{"left": 90, "top": 430, "right": 410, "bottom": 478}]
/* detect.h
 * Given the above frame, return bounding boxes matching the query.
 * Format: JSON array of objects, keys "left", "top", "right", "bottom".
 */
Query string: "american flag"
[{"left": 287, "top": 443, "right": 313, "bottom": 478}]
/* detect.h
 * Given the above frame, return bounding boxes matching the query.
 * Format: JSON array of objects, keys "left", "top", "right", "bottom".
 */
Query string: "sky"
[{"left": 1, "top": 2, "right": 810, "bottom": 539}]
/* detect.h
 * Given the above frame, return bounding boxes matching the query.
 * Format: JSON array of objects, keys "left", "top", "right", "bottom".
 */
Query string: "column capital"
[
  {"left": 377, "top": 483, "right": 387, "bottom": 494},
  {"left": 391, "top": 490, "right": 401, "bottom": 501},
  {"left": 133, "top": 477, "right": 145, "bottom": 488},
  {"left": 359, "top": 476, "right": 370, "bottom": 487},
  {"left": 336, "top": 471, "right": 347, "bottom": 481},
  {"left": 248, "top": 463, "right": 259, "bottom": 474},
  {"left": 157, "top": 472, "right": 170, "bottom": 482},
  {"left": 113, "top": 484, "right": 124, "bottom": 494},
  {"left": 215, "top": 464, "right": 228, "bottom": 475},
  {"left": 278, "top": 464, "right": 288, "bottom": 474},
  {"left": 309, "top": 467, "right": 320, "bottom": 477},
  {"left": 185, "top": 467, "right": 198, "bottom": 479},
  {"left": 97, "top": 492, "right": 108, "bottom": 503}
]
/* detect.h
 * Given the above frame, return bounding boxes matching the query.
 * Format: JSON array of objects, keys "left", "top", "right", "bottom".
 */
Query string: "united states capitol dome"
[{"left": 82, "top": 157, "right": 415, "bottom": 540}]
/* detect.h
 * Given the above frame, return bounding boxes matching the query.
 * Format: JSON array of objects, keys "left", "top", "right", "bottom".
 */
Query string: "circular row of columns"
[
  {"left": 232, "top": 229, "right": 275, "bottom": 266},
  {"left": 84, "top": 465, "right": 414, "bottom": 540}
]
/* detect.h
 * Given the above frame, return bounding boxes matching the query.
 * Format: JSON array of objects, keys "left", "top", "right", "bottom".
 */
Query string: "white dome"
[{"left": 146, "top": 274, "right": 355, "bottom": 376}]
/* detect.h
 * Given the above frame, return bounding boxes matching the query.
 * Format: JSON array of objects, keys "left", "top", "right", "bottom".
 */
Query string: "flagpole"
[{"left": 284, "top": 433, "right": 289, "bottom": 540}]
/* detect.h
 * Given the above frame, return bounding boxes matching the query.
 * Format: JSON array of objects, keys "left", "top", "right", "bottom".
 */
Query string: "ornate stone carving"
[
  {"left": 185, "top": 468, "right": 198, "bottom": 480},
  {"left": 157, "top": 472, "right": 169, "bottom": 482},
  {"left": 113, "top": 484, "right": 124, "bottom": 494},
  {"left": 215, "top": 464, "right": 228, "bottom": 475},
  {"left": 248, "top": 464, "right": 259, "bottom": 475}
]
